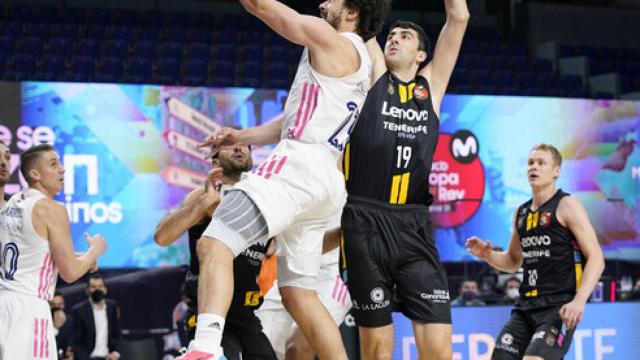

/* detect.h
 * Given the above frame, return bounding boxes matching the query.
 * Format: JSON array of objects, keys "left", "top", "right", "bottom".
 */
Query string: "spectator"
[
  {"left": 499, "top": 277, "right": 522, "bottom": 305},
  {"left": 451, "top": 280, "right": 486, "bottom": 307},
  {"left": 50, "top": 292, "right": 74, "bottom": 360},
  {"left": 71, "top": 274, "right": 121, "bottom": 360}
]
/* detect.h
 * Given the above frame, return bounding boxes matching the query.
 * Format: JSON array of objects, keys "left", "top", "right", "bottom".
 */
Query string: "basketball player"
[
  {"left": 256, "top": 225, "right": 351, "bottom": 360},
  {"left": 466, "top": 144, "right": 605, "bottom": 360},
  {"left": 179, "top": 0, "right": 390, "bottom": 359},
  {"left": 0, "top": 144, "right": 107, "bottom": 359},
  {"left": 340, "top": 1, "right": 469, "bottom": 359},
  {"left": 0, "top": 141, "right": 10, "bottom": 206},
  {"left": 154, "top": 143, "right": 277, "bottom": 360}
]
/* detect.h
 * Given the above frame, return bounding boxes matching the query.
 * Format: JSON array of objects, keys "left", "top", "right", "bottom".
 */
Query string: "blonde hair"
[{"left": 531, "top": 143, "right": 562, "bottom": 167}]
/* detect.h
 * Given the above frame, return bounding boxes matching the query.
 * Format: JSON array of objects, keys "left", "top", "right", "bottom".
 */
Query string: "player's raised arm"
[
  {"left": 420, "top": 0, "right": 469, "bottom": 116},
  {"left": 466, "top": 209, "right": 523, "bottom": 273},
  {"left": 36, "top": 199, "right": 106, "bottom": 283},
  {"left": 240, "top": 0, "right": 344, "bottom": 49},
  {"left": 366, "top": 37, "right": 387, "bottom": 85},
  {"left": 240, "top": 0, "right": 389, "bottom": 77}
]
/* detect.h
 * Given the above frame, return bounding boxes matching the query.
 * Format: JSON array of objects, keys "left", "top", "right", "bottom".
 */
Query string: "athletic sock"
[{"left": 192, "top": 313, "right": 226, "bottom": 354}]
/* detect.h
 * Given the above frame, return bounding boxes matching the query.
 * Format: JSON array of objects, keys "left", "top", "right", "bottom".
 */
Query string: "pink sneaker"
[{"left": 176, "top": 349, "right": 226, "bottom": 360}]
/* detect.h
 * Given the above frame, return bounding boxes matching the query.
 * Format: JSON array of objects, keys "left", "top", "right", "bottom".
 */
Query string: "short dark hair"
[
  {"left": 54, "top": 291, "right": 64, "bottom": 298},
  {"left": 344, "top": 0, "right": 392, "bottom": 41},
  {"left": 389, "top": 20, "right": 431, "bottom": 54},
  {"left": 86, "top": 273, "right": 105, "bottom": 288},
  {"left": 20, "top": 144, "right": 55, "bottom": 182}
]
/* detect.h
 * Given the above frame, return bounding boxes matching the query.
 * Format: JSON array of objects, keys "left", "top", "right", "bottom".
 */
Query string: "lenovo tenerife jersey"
[
  {"left": 345, "top": 72, "right": 440, "bottom": 204},
  {"left": 516, "top": 190, "right": 584, "bottom": 301},
  {"left": 0, "top": 188, "right": 58, "bottom": 300}
]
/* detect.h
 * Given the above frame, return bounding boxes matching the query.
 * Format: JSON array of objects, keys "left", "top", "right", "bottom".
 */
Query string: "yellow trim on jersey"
[
  {"left": 398, "top": 83, "right": 416, "bottom": 104},
  {"left": 526, "top": 211, "right": 539, "bottom": 231},
  {"left": 525, "top": 289, "right": 538, "bottom": 297},
  {"left": 398, "top": 172, "right": 410, "bottom": 204},
  {"left": 575, "top": 263, "right": 583, "bottom": 290},
  {"left": 399, "top": 84, "right": 407, "bottom": 103},
  {"left": 344, "top": 143, "right": 351, "bottom": 181},
  {"left": 389, "top": 172, "right": 410, "bottom": 204},
  {"left": 390, "top": 175, "right": 401, "bottom": 203}
]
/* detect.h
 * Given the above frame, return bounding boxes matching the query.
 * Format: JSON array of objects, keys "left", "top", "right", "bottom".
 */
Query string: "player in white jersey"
[
  {"left": 177, "top": 1, "right": 391, "bottom": 359},
  {"left": 256, "top": 214, "right": 350, "bottom": 360},
  {"left": 0, "top": 144, "right": 107, "bottom": 359}
]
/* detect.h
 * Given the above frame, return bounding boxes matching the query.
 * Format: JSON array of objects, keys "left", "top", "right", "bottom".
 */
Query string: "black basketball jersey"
[
  {"left": 516, "top": 190, "right": 585, "bottom": 303},
  {"left": 187, "top": 217, "right": 268, "bottom": 317},
  {"left": 344, "top": 72, "right": 440, "bottom": 205}
]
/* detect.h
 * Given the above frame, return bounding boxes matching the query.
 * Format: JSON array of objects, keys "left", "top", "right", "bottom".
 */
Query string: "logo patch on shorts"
[
  {"left": 501, "top": 333, "right": 514, "bottom": 345},
  {"left": 370, "top": 287, "right": 385, "bottom": 304},
  {"left": 545, "top": 327, "right": 558, "bottom": 347}
]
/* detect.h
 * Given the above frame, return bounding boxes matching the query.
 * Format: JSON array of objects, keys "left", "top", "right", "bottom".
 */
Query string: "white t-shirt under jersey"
[{"left": 0, "top": 188, "right": 58, "bottom": 301}]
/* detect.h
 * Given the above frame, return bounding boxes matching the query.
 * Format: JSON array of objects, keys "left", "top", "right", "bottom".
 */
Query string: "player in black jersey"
[
  {"left": 466, "top": 144, "right": 605, "bottom": 360},
  {"left": 0, "top": 141, "right": 10, "bottom": 205},
  {"left": 340, "top": 1, "right": 469, "bottom": 359},
  {"left": 154, "top": 143, "right": 277, "bottom": 360}
]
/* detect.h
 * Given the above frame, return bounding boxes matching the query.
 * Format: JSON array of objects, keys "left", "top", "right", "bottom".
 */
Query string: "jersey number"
[
  {"left": 396, "top": 146, "right": 412, "bottom": 168},
  {"left": 0, "top": 243, "right": 19, "bottom": 280},
  {"left": 527, "top": 269, "right": 538, "bottom": 286}
]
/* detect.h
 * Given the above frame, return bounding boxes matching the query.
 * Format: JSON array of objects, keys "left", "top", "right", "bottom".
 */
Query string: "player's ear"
[
  {"left": 416, "top": 50, "right": 427, "bottom": 64},
  {"left": 211, "top": 159, "right": 219, "bottom": 167}
]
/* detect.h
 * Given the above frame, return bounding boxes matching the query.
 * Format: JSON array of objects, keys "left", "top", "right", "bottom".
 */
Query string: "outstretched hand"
[
  {"left": 198, "top": 127, "right": 243, "bottom": 157},
  {"left": 85, "top": 232, "right": 107, "bottom": 257},
  {"left": 465, "top": 236, "right": 492, "bottom": 260}
]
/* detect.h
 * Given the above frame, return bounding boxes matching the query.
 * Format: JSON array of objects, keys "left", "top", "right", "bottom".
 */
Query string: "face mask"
[
  {"left": 462, "top": 291, "right": 477, "bottom": 301},
  {"left": 90, "top": 289, "right": 105, "bottom": 303},
  {"left": 507, "top": 288, "right": 520, "bottom": 299}
]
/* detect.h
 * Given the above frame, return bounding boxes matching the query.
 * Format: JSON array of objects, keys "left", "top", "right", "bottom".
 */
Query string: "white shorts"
[
  {"left": 207, "top": 140, "right": 346, "bottom": 278},
  {"left": 256, "top": 249, "right": 352, "bottom": 359},
  {"left": 0, "top": 291, "right": 56, "bottom": 360}
]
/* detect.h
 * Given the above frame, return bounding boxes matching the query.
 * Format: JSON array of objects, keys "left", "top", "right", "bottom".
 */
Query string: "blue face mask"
[{"left": 462, "top": 290, "right": 477, "bottom": 301}]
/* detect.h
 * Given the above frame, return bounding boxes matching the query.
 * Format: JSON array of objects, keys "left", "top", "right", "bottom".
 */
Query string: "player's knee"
[
  {"left": 366, "top": 347, "right": 392, "bottom": 360},
  {"left": 196, "top": 236, "right": 232, "bottom": 262},
  {"left": 430, "top": 347, "right": 452, "bottom": 360},
  {"left": 285, "top": 339, "right": 313, "bottom": 360},
  {"left": 279, "top": 287, "right": 307, "bottom": 312}
]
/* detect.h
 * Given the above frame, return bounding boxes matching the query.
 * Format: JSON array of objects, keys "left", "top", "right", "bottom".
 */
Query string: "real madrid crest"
[{"left": 387, "top": 82, "right": 395, "bottom": 95}]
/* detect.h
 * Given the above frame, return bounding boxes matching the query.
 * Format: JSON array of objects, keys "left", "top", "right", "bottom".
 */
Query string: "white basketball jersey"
[
  {"left": 0, "top": 188, "right": 58, "bottom": 300},
  {"left": 281, "top": 32, "right": 371, "bottom": 155}
]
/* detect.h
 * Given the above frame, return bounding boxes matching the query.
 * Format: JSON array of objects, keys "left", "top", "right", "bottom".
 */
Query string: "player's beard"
[
  {"left": 322, "top": 10, "right": 342, "bottom": 30},
  {"left": 219, "top": 157, "right": 251, "bottom": 176}
]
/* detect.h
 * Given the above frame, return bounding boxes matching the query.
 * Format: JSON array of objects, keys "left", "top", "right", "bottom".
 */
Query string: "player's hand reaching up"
[
  {"left": 85, "top": 232, "right": 107, "bottom": 257},
  {"left": 465, "top": 236, "right": 493, "bottom": 260},
  {"left": 199, "top": 127, "right": 242, "bottom": 153}
]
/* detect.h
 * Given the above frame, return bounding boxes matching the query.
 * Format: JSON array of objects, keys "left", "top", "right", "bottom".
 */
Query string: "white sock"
[{"left": 193, "top": 313, "right": 225, "bottom": 354}]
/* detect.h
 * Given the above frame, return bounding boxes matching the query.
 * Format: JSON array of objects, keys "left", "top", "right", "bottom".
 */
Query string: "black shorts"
[
  {"left": 184, "top": 306, "right": 276, "bottom": 359},
  {"left": 341, "top": 195, "right": 451, "bottom": 327},
  {"left": 492, "top": 304, "right": 574, "bottom": 360}
]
